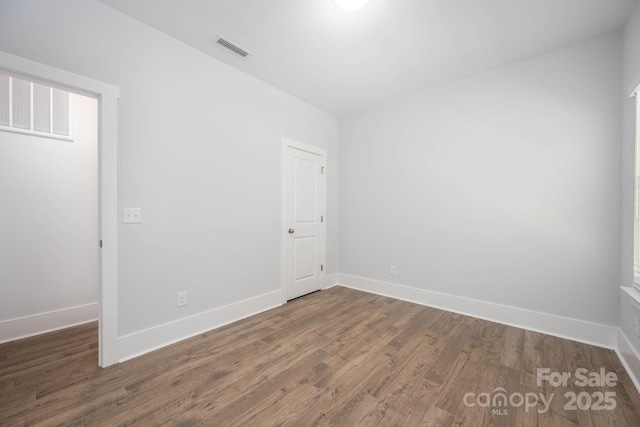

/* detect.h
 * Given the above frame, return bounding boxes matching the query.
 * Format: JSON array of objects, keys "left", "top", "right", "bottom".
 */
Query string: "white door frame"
[
  {"left": 281, "top": 137, "right": 327, "bottom": 300},
  {"left": 0, "top": 50, "right": 120, "bottom": 367}
]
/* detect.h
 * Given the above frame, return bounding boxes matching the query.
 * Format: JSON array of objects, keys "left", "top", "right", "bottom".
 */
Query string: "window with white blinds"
[{"left": 0, "top": 72, "right": 72, "bottom": 140}]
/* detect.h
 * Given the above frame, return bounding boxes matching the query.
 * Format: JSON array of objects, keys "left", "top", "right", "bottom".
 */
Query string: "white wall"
[
  {"left": 0, "top": 0, "right": 338, "bottom": 346},
  {"left": 623, "top": 1, "right": 640, "bottom": 96},
  {"left": 0, "top": 0, "right": 626, "bottom": 361},
  {"left": 339, "top": 34, "right": 622, "bottom": 331},
  {"left": 0, "top": 93, "right": 99, "bottom": 341}
]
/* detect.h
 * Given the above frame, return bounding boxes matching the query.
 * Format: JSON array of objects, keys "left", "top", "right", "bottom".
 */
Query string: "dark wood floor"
[{"left": 2, "top": 286, "right": 640, "bottom": 426}]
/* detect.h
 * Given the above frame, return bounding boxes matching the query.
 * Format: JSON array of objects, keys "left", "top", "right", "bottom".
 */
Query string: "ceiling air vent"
[{"left": 213, "top": 36, "right": 252, "bottom": 59}]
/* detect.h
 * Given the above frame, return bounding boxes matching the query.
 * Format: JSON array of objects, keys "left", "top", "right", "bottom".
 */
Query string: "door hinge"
[
  {"left": 321, "top": 264, "right": 324, "bottom": 272},
  {"left": 321, "top": 215, "right": 324, "bottom": 223},
  {"left": 321, "top": 166, "right": 325, "bottom": 174},
  {"left": 99, "top": 240, "right": 103, "bottom": 248}
]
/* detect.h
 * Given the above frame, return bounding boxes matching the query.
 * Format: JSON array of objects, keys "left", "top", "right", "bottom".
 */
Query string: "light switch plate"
[{"left": 123, "top": 207, "right": 142, "bottom": 224}]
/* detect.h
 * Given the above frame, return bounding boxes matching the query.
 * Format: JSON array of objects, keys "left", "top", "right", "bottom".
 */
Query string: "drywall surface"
[
  {"left": 0, "top": 0, "right": 338, "bottom": 337},
  {"left": 0, "top": 93, "right": 98, "bottom": 334},
  {"left": 339, "top": 33, "right": 622, "bottom": 327},
  {"left": 624, "top": 1, "right": 640, "bottom": 95}
]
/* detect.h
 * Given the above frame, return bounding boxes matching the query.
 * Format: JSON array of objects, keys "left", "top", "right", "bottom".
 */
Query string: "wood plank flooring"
[{"left": 1, "top": 286, "right": 639, "bottom": 426}]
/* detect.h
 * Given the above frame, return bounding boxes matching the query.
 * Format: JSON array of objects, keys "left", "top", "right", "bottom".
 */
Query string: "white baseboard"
[
  {"left": 116, "top": 289, "right": 285, "bottom": 363},
  {"left": 337, "top": 274, "right": 617, "bottom": 349},
  {"left": 324, "top": 273, "right": 338, "bottom": 289},
  {"left": 616, "top": 329, "right": 640, "bottom": 394},
  {"left": 0, "top": 302, "right": 98, "bottom": 344}
]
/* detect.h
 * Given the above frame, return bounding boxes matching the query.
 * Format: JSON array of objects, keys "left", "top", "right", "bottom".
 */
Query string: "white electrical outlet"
[
  {"left": 389, "top": 265, "right": 396, "bottom": 276},
  {"left": 177, "top": 292, "right": 188, "bottom": 307},
  {"left": 123, "top": 207, "right": 142, "bottom": 224}
]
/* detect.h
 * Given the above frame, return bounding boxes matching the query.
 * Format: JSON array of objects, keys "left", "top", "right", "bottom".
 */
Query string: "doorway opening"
[
  {"left": 0, "top": 73, "right": 99, "bottom": 352},
  {"left": 0, "top": 50, "right": 119, "bottom": 367}
]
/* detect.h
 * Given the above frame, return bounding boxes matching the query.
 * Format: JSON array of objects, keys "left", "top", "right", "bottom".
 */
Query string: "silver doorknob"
[{"left": 288, "top": 228, "right": 295, "bottom": 234}]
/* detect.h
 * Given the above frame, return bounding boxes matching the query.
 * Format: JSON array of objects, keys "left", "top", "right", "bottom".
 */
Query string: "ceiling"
[{"left": 99, "top": 0, "right": 637, "bottom": 116}]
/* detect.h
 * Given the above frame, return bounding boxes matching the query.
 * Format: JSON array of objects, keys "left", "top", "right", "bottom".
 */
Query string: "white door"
[{"left": 283, "top": 141, "right": 326, "bottom": 300}]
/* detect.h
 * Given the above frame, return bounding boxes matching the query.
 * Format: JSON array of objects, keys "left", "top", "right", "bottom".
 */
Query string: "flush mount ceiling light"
[{"left": 334, "top": 0, "right": 371, "bottom": 10}]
